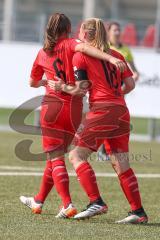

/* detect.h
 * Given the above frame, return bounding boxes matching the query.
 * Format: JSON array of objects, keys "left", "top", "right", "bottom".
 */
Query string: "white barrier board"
[
  {"left": 0, "top": 43, "right": 160, "bottom": 118},
  {"left": 0, "top": 42, "right": 43, "bottom": 108},
  {"left": 125, "top": 48, "right": 160, "bottom": 119}
]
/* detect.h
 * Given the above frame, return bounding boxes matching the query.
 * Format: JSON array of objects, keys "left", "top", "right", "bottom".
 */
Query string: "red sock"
[
  {"left": 34, "top": 160, "right": 54, "bottom": 203},
  {"left": 51, "top": 158, "right": 71, "bottom": 208},
  {"left": 118, "top": 168, "right": 142, "bottom": 211},
  {"left": 76, "top": 162, "right": 100, "bottom": 203}
]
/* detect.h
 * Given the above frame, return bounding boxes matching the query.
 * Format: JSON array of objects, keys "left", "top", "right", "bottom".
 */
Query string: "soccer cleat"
[
  {"left": 55, "top": 203, "right": 77, "bottom": 218},
  {"left": 116, "top": 207, "right": 148, "bottom": 224},
  {"left": 74, "top": 198, "right": 108, "bottom": 220},
  {"left": 20, "top": 196, "right": 43, "bottom": 214}
]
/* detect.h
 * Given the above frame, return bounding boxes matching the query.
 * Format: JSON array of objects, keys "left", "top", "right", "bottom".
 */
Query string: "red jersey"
[
  {"left": 72, "top": 49, "right": 133, "bottom": 106},
  {"left": 30, "top": 38, "right": 80, "bottom": 101}
]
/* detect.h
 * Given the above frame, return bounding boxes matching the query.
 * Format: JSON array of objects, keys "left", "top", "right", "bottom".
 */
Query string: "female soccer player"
[
  {"left": 19, "top": 13, "right": 126, "bottom": 218},
  {"left": 98, "top": 21, "right": 140, "bottom": 161},
  {"left": 55, "top": 18, "right": 148, "bottom": 223}
]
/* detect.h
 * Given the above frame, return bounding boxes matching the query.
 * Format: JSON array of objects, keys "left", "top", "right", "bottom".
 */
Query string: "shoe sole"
[
  {"left": 56, "top": 208, "right": 77, "bottom": 219},
  {"left": 74, "top": 206, "right": 108, "bottom": 220},
  {"left": 20, "top": 197, "right": 42, "bottom": 214},
  {"left": 116, "top": 216, "right": 148, "bottom": 224},
  {"left": 32, "top": 208, "right": 42, "bottom": 214},
  {"left": 65, "top": 208, "right": 77, "bottom": 218},
  {"left": 134, "top": 217, "right": 148, "bottom": 224}
]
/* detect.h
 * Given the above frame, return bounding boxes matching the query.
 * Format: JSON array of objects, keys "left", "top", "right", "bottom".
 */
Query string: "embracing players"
[{"left": 20, "top": 13, "right": 126, "bottom": 218}]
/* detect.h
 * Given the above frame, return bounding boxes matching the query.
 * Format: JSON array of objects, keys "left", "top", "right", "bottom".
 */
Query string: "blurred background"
[
  {"left": 0, "top": 0, "right": 160, "bottom": 142},
  {"left": 0, "top": 0, "right": 160, "bottom": 46}
]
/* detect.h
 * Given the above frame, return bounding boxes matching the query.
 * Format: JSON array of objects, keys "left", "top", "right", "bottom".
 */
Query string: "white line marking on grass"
[
  {"left": 0, "top": 166, "right": 160, "bottom": 178},
  {"left": 0, "top": 166, "right": 43, "bottom": 171},
  {"left": 0, "top": 172, "right": 43, "bottom": 176},
  {"left": 0, "top": 171, "right": 160, "bottom": 178}
]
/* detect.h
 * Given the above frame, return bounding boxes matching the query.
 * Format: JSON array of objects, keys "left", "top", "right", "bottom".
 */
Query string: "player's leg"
[
  {"left": 20, "top": 158, "right": 53, "bottom": 214},
  {"left": 104, "top": 136, "right": 148, "bottom": 224},
  {"left": 47, "top": 97, "right": 82, "bottom": 218},
  {"left": 20, "top": 151, "right": 69, "bottom": 215},
  {"left": 20, "top": 159, "right": 54, "bottom": 214},
  {"left": 20, "top": 150, "right": 77, "bottom": 218},
  {"left": 45, "top": 149, "right": 76, "bottom": 218},
  {"left": 69, "top": 106, "right": 114, "bottom": 219},
  {"left": 69, "top": 146, "right": 100, "bottom": 201},
  {"left": 97, "top": 144, "right": 110, "bottom": 161},
  {"left": 111, "top": 152, "right": 148, "bottom": 224},
  {"left": 34, "top": 158, "right": 53, "bottom": 203},
  {"left": 69, "top": 146, "right": 108, "bottom": 219},
  {"left": 19, "top": 150, "right": 59, "bottom": 215},
  {"left": 20, "top": 103, "right": 56, "bottom": 214},
  {"left": 108, "top": 104, "right": 147, "bottom": 224},
  {"left": 32, "top": 100, "right": 60, "bottom": 205},
  {"left": 20, "top": 98, "right": 76, "bottom": 217}
]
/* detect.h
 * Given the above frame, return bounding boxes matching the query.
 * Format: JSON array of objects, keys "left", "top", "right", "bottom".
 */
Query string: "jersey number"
[
  {"left": 53, "top": 58, "right": 66, "bottom": 83},
  {"left": 101, "top": 61, "right": 119, "bottom": 89}
]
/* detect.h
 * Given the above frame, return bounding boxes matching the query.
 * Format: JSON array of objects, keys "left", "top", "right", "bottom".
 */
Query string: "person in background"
[
  {"left": 108, "top": 21, "right": 139, "bottom": 82},
  {"left": 98, "top": 21, "right": 139, "bottom": 161}
]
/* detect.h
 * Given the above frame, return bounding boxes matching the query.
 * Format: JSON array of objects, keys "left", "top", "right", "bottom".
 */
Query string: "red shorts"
[
  {"left": 40, "top": 95, "right": 82, "bottom": 153},
  {"left": 74, "top": 103, "right": 130, "bottom": 154}
]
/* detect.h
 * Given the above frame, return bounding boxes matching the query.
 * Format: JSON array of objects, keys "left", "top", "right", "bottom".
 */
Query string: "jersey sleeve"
[
  {"left": 69, "top": 38, "right": 82, "bottom": 53},
  {"left": 30, "top": 51, "right": 44, "bottom": 81},
  {"left": 72, "top": 52, "right": 88, "bottom": 81}
]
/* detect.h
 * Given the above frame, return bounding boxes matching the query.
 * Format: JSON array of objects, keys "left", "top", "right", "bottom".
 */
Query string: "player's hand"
[
  {"left": 48, "top": 77, "right": 64, "bottom": 92},
  {"left": 71, "top": 88, "right": 87, "bottom": 96},
  {"left": 109, "top": 57, "right": 127, "bottom": 72},
  {"left": 132, "top": 71, "right": 139, "bottom": 82}
]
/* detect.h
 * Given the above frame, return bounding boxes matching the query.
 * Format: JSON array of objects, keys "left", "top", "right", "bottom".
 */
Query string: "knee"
[
  {"left": 111, "top": 161, "right": 130, "bottom": 175},
  {"left": 69, "top": 150, "right": 81, "bottom": 165},
  {"left": 110, "top": 153, "right": 130, "bottom": 175},
  {"left": 68, "top": 150, "right": 74, "bottom": 164},
  {"left": 111, "top": 161, "right": 118, "bottom": 174}
]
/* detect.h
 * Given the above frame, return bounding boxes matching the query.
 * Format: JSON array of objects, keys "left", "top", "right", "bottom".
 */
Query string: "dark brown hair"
[{"left": 43, "top": 13, "right": 71, "bottom": 54}]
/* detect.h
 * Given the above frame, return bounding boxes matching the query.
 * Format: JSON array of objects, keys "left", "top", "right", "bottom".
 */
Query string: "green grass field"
[{"left": 0, "top": 131, "right": 160, "bottom": 240}]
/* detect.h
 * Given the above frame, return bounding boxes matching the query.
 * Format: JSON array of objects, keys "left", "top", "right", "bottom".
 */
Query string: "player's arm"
[
  {"left": 29, "top": 78, "right": 47, "bottom": 88},
  {"left": 63, "top": 81, "right": 88, "bottom": 96},
  {"left": 29, "top": 51, "right": 46, "bottom": 88},
  {"left": 125, "top": 47, "right": 139, "bottom": 82},
  {"left": 65, "top": 53, "right": 91, "bottom": 96},
  {"left": 121, "top": 57, "right": 135, "bottom": 94},
  {"left": 48, "top": 77, "right": 88, "bottom": 96},
  {"left": 120, "top": 55, "right": 135, "bottom": 94},
  {"left": 74, "top": 43, "right": 126, "bottom": 72},
  {"left": 121, "top": 77, "right": 135, "bottom": 94},
  {"left": 127, "top": 61, "right": 139, "bottom": 82}
]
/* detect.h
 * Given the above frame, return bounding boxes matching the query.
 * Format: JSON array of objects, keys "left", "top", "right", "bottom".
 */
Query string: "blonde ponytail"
[{"left": 82, "top": 18, "right": 108, "bottom": 52}]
